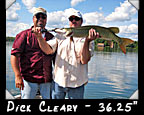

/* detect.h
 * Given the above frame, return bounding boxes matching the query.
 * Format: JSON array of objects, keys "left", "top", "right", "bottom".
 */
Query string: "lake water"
[{"left": 6, "top": 42, "right": 138, "bottom": 99}]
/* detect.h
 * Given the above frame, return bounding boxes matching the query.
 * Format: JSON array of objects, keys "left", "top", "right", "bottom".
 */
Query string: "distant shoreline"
[
  {"left": 6, "top": 37, "right": 138, "bottom": 52},
  {"left": 6, "top": 37, "right": 15, "bottom": 41}
]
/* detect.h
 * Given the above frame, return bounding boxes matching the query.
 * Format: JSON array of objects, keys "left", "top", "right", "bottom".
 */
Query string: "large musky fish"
[{"left": 49, "top": 25, "right": 134, "bottom": 54}]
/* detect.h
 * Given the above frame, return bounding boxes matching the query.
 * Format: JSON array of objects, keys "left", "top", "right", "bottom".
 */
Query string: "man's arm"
[
  {"left": 80, "top": 39, "right": 91, "bottom": 64},
  {"left": 37, "top": 36, "right": 54, "bottom": 55},
  {"left": 32, "top": 27, "right": 54, "bottom": 55},
  {"left": 80, "top": 29, "right": 99, "bottom": 64},
  {"left": 11, "top": 54, "right": 24, "bottom": 90}
]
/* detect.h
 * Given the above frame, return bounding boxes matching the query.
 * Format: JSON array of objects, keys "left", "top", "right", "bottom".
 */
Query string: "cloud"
[
  {"left": 47, "top": 11, "right": 68, "bottom": 28},
  {"left": 6, "top": 0, "right": 36, "bottom": 21},
  {"left": 83, "top": 12, "right": 105, "bottom": 25},
  {"left": 22, "top": 0, "right": 36, "bottom": 13},
  {"left": 119, "top": 24, "right": 138, "bottom": 34},
  {"left": 99, "top": 7, "right": 103, "bottom": 11},
  {"left": 6, "top": 1, "right": 138, "bottom": 41},
  {"left": 6, "top": 3, "right": 21, "bottom": 21},
  {"left": 6, "top": 22, "right": 30, "bottom": 37},
  {"left": 119, "top": 24, "right": 138, "bottom": 40},
  {"left": 46, "top": 8, "right": 78, "bottom": 28},
  {"left": 6, "top": 8, "right": 78, "bottom": 36},
  {"left": 105, "top": 0, "right": 137, "bottom": 22},
  {"left": 71, "top": 0, "right": 85, "bottom": 7}
]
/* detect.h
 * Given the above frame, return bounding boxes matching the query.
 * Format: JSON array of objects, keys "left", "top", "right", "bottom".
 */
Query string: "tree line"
[
  {"left": 6, "top": 36, "right": 138, "bottom": 50},
  {"left": 94, "top": 38, "right": 138, "bottom": 50},
  {"left": 6, "top": 37, "right": 15, "bottom": 41}
]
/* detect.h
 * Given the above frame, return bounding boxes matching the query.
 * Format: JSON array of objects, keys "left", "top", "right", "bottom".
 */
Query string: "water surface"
[{"left": 6, "top": 42, "right": 138, "bottom": 99}]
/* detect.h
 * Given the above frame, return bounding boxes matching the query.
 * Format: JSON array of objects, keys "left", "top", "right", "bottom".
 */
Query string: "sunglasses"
[
  {"left": 35, "top": 14, "right": 47, "bottom": 20},
  {"left": 69, "top": 17, "right": 81, "bottom": 22}
]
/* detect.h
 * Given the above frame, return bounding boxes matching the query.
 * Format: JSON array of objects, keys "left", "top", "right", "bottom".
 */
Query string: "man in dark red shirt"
[{"left": 11, "top": 7, "right": 55, "bottom": 99}]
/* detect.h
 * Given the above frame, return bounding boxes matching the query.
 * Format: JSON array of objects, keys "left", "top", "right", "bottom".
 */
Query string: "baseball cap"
[
  {"left": 68, "top": 10, "right": 83, "bottom": 19},
  {"left": 33, "top": 7, "right": 47, "bottom": 16}
]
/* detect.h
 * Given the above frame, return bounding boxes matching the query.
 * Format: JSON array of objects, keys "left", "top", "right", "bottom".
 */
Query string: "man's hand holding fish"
[{"left": 86, "top": 28, "right": 100, "bottom": 42}]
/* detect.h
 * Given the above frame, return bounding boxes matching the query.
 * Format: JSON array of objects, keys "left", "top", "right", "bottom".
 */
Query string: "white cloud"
[
  {"left": 99, "top": 7, "right": 103, "bottom": 11},
  {"left": 6, "top": 0, "right": 36, "bottom": 21},
  {"left": 46, "top": 8, "right": 79, "bottom": 28},
  {"left": 47, "top": 11, "right": 67, "bottom": 28},
  {"left": 71, "top": 0, "right": 85, "bottom": 7},
  {"left": 22, "top": 0, "right": 36, "bottom": 13},
  {"left": 6, "top": 8, "right": 78, "bottom": 37},
  {"left": 119, "top": 24, "right": 138, "bottom": 40},
  {"left": 6, "top": 3, "right": 21, "bottom": 21},
  {"left": 119, "top": 24, "right": 138, "bottom": 34},
  {"left": 6, "top": 1, "right": 138, "bottom": 41},
  {"left": 83, "top": 12, "right": 105, "bottom": 25},
  {"left": 105, "top": 0, "right": 137, "bottom": 22},
  {"left": 6, "top": 22, "right": 30, "bottom": 37}
]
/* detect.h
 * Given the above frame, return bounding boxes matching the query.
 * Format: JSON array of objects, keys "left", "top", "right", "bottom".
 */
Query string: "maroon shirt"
[{"left": 11, "top": 27, "right": 55, "bottom": 83}]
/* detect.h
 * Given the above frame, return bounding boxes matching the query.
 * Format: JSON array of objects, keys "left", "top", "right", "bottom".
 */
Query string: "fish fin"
[
  {"left": 109, "top": 27, "right": 119, "bottom": 34},
  {"left": 119, "top": 38, "right": 134, "bottom": 54},
  {"left": 65, "top": 31, "right": 73, "bottom": 37}
]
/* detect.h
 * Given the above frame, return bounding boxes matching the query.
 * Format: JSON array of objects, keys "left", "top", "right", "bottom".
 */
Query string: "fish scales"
[
  {"left": 67, "top": 26, "right": 121, "bottom": 53},
  {"left": 67, "top": 26, "right": 121, "bottom": 43},
  {"left": 50, "top": 25, "right": 134, "bottom": 54}
]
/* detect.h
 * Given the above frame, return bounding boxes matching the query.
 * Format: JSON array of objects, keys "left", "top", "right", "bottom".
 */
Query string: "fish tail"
[{"left": 119, "top": 38, "right": 134, "bottom": 54}]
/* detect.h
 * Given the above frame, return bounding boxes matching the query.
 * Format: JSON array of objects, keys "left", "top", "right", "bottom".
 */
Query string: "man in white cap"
[
  {"left": 11, "top": 7, "right": 55, "bottom": 99},
  {"left": 35, "top": 9, "right": 100, "bottom": 99}
]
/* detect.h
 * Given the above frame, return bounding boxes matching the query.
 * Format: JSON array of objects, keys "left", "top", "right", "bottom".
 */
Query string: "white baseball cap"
[
  {"left": 68, "top": 10, "right": 83, "bottom": 19},
  {"left": 33, "top": 7, "right": 47, "bottom": 16}
]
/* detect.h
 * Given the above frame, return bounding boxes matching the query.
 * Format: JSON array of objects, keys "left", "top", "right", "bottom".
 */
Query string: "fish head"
[
  {"left": 51, "top": 28, "right": 73, "bottom": 37},
  {"left": 54, "top": 28, "right": 67, "bottom": 34},
  {"left": 65, "top": 28, "right": 73, "bottom": 37},
  {"left": 55, "top": 28, "right": 73, "bottom": 37}
]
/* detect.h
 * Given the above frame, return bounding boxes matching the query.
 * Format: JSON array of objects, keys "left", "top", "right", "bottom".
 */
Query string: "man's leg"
[
  {"left": 51, "top": 81, "right": 66, "bottom": 99},
  {"left": 21, "top": 79, "right": 38, "bottom": 99},
  {"left": 68, "top": 84, "right": 84, "bottom": 99},
  {"left": 39, "top": 82, "right": 51, "bottom": 99}
]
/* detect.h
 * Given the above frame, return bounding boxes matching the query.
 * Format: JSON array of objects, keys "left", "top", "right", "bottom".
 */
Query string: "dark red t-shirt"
[{"left": 11, "top": 27, "right": 55, "bottom": 83}]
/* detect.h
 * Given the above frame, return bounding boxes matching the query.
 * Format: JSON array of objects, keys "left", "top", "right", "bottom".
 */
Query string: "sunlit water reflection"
[
  {"left": 6, "top": 42, "right": 138, "bottom": 99},
  {"left": 85, "top": 51, "right": 138, "bottom": 99}
]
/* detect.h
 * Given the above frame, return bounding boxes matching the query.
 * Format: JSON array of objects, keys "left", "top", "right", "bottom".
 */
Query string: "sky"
[{"left": 6, "top": 0, "right": 138, "bottom": 41}]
